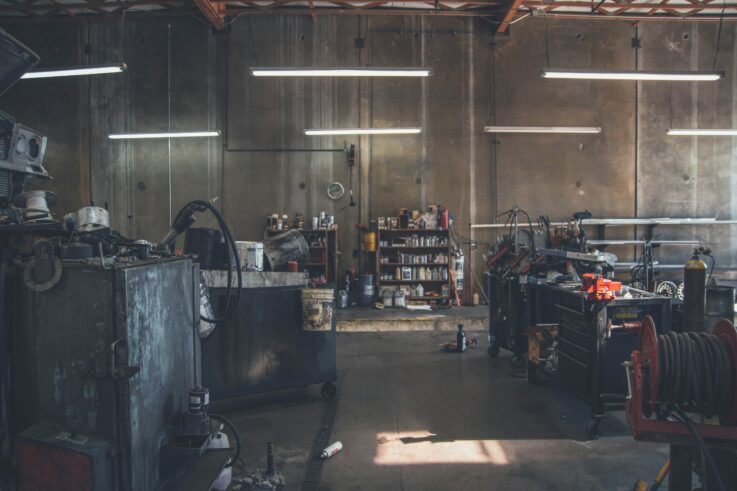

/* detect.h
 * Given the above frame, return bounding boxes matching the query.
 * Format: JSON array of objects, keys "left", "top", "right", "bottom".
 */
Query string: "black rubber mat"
[{"left": 299, "top": 380, "right": 341, "bottom": 491}]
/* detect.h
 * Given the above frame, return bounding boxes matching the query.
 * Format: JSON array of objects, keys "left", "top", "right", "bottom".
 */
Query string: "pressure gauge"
[{"left": 327, "top": 182, "right": 345, "bottom": 200}]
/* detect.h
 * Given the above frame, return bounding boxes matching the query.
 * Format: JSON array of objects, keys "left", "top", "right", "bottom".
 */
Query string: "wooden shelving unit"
[
  {"left": 376, "top": 228, "right": 451, "bottom": 304},
  {"left": 265, "top": 228, "right": 339, "bottom": 287}
]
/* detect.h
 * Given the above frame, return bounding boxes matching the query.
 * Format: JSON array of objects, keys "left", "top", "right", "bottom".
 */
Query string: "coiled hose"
[{"left": 656, "top": 331, "right": 735, "bottom": 419}]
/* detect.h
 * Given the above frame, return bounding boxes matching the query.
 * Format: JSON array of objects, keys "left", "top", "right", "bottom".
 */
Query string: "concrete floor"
[{"left": 222, "top": 331, "right": 669, "bottom": 491}]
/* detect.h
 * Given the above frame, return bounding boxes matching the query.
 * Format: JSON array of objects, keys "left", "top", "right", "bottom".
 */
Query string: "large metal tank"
[{"left": 10, "top": 256, "right": 199, "bottom": 491}]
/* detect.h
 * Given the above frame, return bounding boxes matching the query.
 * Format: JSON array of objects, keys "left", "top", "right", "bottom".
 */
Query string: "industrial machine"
[
  {"left": 0, "top": 29, "right": 240, "bottom": 490},
  {"left": 486, "top": 209, "right": 617, "bottom": 366}
]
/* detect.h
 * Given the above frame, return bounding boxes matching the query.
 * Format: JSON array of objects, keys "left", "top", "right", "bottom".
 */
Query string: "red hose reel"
[{"left": 627, "top": 316, "right": 737, "bottom": 445}]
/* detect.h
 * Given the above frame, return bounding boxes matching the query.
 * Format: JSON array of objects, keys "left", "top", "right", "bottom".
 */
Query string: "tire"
[{"left": 487, "top": 345, "right": 500, "bottom": 358}]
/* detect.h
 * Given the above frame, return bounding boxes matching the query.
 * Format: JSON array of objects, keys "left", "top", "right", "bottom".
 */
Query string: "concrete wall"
[{"left": 1, "top": 17, "right": 736, "bottom": 281}]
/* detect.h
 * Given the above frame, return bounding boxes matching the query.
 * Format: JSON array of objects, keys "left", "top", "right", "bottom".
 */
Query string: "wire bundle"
[{"left": 656, "top": 331, "right": 735, "bottom": 419}]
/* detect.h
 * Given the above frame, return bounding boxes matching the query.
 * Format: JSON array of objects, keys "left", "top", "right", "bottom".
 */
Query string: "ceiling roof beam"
[
  {"left": 192, "top": 0, "right": 225, "bottom": 27},
  {"left": 493, "top": 0, "right": 521, "bottom": 31}
]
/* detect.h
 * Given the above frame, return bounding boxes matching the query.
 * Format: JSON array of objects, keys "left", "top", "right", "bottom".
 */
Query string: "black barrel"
[
  {"left": 184, "top": 227, "right": 226, "bottom": 270},
  {"left": 263, "top": 230, "right": 309, "bottom": 271}
]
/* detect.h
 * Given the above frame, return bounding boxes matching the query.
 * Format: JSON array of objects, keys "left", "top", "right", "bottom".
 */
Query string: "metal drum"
[
  {"left": 706, "top": 285, "right": 736, "bottom": 332},
  {"left": 263, "top": 230, "right": 309, "bottom": 271},
  {"left": 184, "top": 227, "right": 226, "bottom": 270},
  {"left": 358, "top": 274, "right": 375, "bottom": 307}
]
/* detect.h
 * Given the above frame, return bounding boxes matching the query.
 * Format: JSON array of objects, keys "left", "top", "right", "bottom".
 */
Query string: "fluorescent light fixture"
[
  {"left": 542, "top": 69, "right": 723, "bottom": 82},
  {"left": 22, "top": 63, "right": 127, "bottom": 79},
  {"left": 667, "top": 129, "right": 737, "bottom": 136},
  {"left": 484, "top": 126, "right": 601, "bottom": 134},
  {"left": 305, "top": 128, "right": 422, "bottom": 136},
  {"left": 108, "top": 131, "right": 221, "bottom": 140},
  {"left": 251, "top": 67, "right": 431, "bottom": 77}
]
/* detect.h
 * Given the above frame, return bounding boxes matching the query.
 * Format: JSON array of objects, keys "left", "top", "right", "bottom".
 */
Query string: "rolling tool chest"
[
  {"left": 486, "top": 272, "right": 528, "bottom": 365},
  {"left": 527, "top": 280, "right": 671, "bottom": 439}
]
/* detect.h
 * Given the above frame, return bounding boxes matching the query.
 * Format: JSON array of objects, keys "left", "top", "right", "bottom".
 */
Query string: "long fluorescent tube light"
[
  {"left": 22, "top": 63, "right": 127, "bottom": 79},
  {"left": 305, "top": 128, "right": 422, "bottom": 136},
  {"left": 667, "top": 129, "right": 737, "bottom": 136},
  {"left": 484, "top": 126, "right": 601, "bottom": 134},
  {"left": 251, "top": 67, "right": 431, "bottom": 77},
  {"left": 108, "top": 131, "right": 220, "bottom": 140},
  {"left": 542, "top": 69, "right": 723, "bottom": 82}
]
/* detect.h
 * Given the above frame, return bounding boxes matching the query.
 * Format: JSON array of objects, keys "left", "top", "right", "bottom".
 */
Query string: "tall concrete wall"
[{"left": 1, "top": 17, "right": 736, "bottom": 280}]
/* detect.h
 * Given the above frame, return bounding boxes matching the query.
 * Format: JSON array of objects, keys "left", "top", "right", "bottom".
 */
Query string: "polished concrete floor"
[{"left": 222, "top": 331, "right": 669, "bottom": 491}]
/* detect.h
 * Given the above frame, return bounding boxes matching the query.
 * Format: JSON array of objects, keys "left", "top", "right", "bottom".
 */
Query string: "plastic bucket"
[
  {"left": 301, "top": 288, "right": 335, "bottom": 331},
  {"left": 358, "top": 274, "right": 375, "bottom": 306}
]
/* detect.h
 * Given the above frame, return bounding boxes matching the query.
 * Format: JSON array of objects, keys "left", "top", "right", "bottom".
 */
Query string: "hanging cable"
[
  {"left": 169, "top": 200, "right": 242, "bottom": 323},
  {"left": 712, "top": 0, "right": 727, "bottom": 71}
]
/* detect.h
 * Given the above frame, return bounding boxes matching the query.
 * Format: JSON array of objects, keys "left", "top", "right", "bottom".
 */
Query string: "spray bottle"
[{"left": 457, "top": 324, "right": 467, "bottom": 353}]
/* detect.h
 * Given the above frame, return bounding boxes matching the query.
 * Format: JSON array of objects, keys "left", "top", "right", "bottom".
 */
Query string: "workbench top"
[{"left": 203, "top": 270, "right": 309, "bottom": 289}]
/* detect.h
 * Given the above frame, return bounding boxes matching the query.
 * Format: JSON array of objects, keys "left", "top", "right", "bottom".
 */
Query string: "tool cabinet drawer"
[
  {"left": 559, "top": 322, "right": 591, "bottom": 349},
  {"left": 558, "top": 351, "right": 590, "bottom": 397},
  {"left": 558, "top": 336, "right": 590, "bottom": 365}
]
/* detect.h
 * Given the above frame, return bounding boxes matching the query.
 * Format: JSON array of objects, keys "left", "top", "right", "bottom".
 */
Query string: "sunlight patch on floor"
[{"left": 374, "top": 431, "right": 510, "bottom": 465}]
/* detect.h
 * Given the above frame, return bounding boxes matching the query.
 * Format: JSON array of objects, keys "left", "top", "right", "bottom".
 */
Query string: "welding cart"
[{"left": 527, "top": 279, "right": 671, "bottom": 439}]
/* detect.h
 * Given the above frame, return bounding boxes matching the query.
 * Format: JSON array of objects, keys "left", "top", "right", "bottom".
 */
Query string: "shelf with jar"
[{"left": 375, "top": 228, "right": 451, "bottom": 305}]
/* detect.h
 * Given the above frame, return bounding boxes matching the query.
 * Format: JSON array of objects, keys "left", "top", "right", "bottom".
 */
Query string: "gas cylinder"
[{"left": 683, "top": 249, "right": 707, "bottom": 331}]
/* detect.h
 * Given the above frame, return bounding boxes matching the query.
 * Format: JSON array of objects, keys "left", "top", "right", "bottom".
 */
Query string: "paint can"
[
  {"left": 235, "top": 241, "right": 264, "bottom": 272},
  {"left": 287, "top": 261, "right": 298, "bottom": 272},
  {"left": 337, "top": 289, "right": 349, "bottom": 308},
  {"left": 382, "top": 289, "right": 394, "bottom": 307},
  {"left": 358, "top": 274, "right": 375, "bottom": 306},
  {"left": 301, "top": 288, "right": 335, "bottom": 331},
  {"left": 393, "top": 290, "right": 406, "bottom": 308}
]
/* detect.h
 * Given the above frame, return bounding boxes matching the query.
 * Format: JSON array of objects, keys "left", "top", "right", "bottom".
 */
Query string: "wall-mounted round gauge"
[{"left": 327, "top": 182, "right": 345, "bottom": 200}]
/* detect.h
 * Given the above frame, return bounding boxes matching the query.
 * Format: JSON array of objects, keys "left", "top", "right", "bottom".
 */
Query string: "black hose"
[
  {"left": 673, "top": 406, "right": 727, "bottom": 491},
  {"left": 656, "top": 331, "right": 734, "bottom": 418},
  {"left": 173, "top": 200, "right": 242, "bottom": 324},
  {"left": 210, "top": 413, "right": 241, "bottom": 468}
]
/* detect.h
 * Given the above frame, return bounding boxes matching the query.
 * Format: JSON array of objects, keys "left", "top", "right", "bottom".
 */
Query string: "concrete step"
[{"left": 337, "top": 306, "right": 488, "bottom": 332}]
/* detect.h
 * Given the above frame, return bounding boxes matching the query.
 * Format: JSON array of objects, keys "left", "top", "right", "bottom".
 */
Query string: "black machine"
[{"left": 526, "top": 280, "right": 671, "bottom": 439}]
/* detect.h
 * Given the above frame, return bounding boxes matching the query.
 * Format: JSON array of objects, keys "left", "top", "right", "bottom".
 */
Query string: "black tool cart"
[
  {"left": 486, "top": 272, "right": 528, "bottom": 367},
  {"left": 527, "top": 280, "right": 671, "bottom": 439}
]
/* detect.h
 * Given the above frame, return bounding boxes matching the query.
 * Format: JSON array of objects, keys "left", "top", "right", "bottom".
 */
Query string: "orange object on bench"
[{"left": 581, "top": 273, "right": 622, "bottom": 301}]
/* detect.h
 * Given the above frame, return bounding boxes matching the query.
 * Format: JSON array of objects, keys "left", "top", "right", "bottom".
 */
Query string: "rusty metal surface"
[{"left": 11, "top": 256, "right": 198, "bottom": 491}]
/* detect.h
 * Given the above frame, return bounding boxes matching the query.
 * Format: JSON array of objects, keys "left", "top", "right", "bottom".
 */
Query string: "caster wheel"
[
  {"left": 321, "top": 382, "right": 337, "bottom": 400},
  {"left": 487, "top": 345, "right": 500, "bottom": 358},
  {"left": 586, "top": 418, "right": 603, "bottom": 440},
  {"left": 510, "top": 355, "right": 525, "bottom": 369}
]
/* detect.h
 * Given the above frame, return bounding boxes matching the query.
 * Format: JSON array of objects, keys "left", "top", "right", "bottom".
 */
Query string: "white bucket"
[
  {"left": 235, "top": 241, "right": 264, "bottom": 272},
  {"left": 301, "top": 288, "right": 335, "bottom": 331}
]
